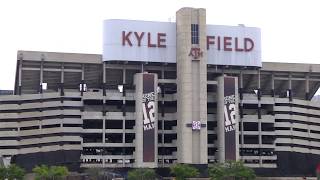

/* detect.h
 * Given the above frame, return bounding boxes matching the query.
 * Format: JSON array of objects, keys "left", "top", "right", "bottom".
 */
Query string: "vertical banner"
[
  {"left": 142, "top": 74, "right": 156, "bottom": 162},
  {"left": 224, "top": 76, "right": 237, "bottom": 160}
]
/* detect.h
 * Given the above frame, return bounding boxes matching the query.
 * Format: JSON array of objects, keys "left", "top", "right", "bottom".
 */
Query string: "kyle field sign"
[{"left": 103, "top": 19, "right": 261, "bottom": 67}]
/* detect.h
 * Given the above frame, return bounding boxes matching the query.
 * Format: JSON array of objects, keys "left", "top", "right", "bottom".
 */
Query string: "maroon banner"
[
  {"left": 224, "top": 76, "right": 236, "bottom": 160},
  {"left": 142, "top": 74, "right": 156, "bottom": 162}
]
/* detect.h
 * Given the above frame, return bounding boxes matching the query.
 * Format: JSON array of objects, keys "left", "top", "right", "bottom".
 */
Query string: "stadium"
[{"left": 1, "top": 7, "right": 320, "bottom": 177}]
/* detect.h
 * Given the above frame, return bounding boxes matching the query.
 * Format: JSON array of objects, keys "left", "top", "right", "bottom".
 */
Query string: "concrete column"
[
  {"left": 217, "top": 76, "right": 225, "bottom": 162},
  {"left": 60, "top": 63, "right": 65, "bottom": 96},
  {"left": 176, "top": 7, "right": 208, "bottom": 165},
  {"left": 257, "top": 70, "right": 261, "bottom": 100},
  {"left": 102, "top": 117, "right": 106, "bottom": 167},
  {"left": 257, "top": 70, "right": 262, "bottom": 165},
  {"left": 288, "top": 73, "right": 292, "bottom": 101},
  {"left": 61, "top": 63, "right": 64, "bottom": 83},
  {"left": 134, "top": 73, "right": 158, "bottom": 168},
  {"left": 102, "top": 63, "right": 107, "bottom": 165},
  {"left": 288, "top": 73, "right": 292, "bottom": 90},
  {"left": 81, "top": 64, "right": 85, "bottom": 81},
  {"left": 239, "top": 71, "right": 243, "bottom": 99},
  {"left": 103, "top": 62, "right": 106, "bottom": 96},
  {"left": 161, "top": 65, "right": 165, "bottom": 166},
  {"left": 257, "top": 70, "right": 261, "bottom": 89},
  {"left": 271, "top": 73, "right": 275, "bottom": 97},
  {"left": 240, "top": 72, "right": 243, "bottom": 88},
  {"left": 141, "top": 63, "right": 144, "bottom": 73},
  {"left": 18, "top": 53, "right": 23, "bottom": 95},
  {"left": 122, "top": 66, "right": 126, "bottom": 166},
  {"left": 103, "top": 62, "right": 106, "bottom": 84},
  {"left": 239, "top": 72, "right": 244, "bottom": 147},
  {"left": 80, "top": 64, "right": 85, "bottom": 96},
  {"left": 305, "top": 74, "right": 310, "bottom": 100},
  {"left": 39, "top": 55, "right": 44, "bottom": 93},
  {"left": 123, "top": 67, "right": 126, "bottom": 85},
  {"left": 134, "top": 71, "right": 143, "bottom": 163}
]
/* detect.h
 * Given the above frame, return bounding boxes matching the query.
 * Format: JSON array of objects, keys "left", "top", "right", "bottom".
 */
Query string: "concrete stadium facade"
[{"left": 0, "top": 7, "right": 320, "bottom": 177}]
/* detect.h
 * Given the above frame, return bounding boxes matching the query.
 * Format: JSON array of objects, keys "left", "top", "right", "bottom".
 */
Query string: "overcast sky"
[{"left": 0, "top": 0, "right": 319, "bottom": 90}]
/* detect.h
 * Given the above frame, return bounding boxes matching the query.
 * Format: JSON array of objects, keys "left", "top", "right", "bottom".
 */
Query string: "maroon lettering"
[
  {"left": 205, "top": 36, "right": 255, "bottom": 52},
  {"left": 235, "top": 37, "right": 244, "bottom": 52},
  {"left": 244, "top": 38, "right": 254, "bottom": 51},
  {"left": 122, "top": 31, "right": 132, "bottom": 46},
  {"left": 224, "top": 37, "right": 232, "bottom": 51},
  {"left": 134, "top": 32, "right": 145, "bottom": 46},
  {"left": 157, "top": 33, "right": 166, "bottom": 48},
  {"left": 148, "top": 32, "right": 156, "bottom": 47},
  {"left": 207, "top": 36, "right": 215, "bottom": 50},
  {"left": 123, "top": 31, "right": 255, "bottom": 52}
]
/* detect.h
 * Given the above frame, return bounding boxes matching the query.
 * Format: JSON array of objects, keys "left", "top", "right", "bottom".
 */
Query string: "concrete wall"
[{"left": 176, "top": 7, "right": 208, "bottom": 164}]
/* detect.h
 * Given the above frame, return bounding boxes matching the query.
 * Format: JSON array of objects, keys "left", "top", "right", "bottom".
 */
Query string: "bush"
[
  {"left": 170, "top": 164, "right": 200, "bottom": 180},
  {"left": 127, "top": 168, "right": 156, "bottom": 180},
  {"left": 50, "top": 166, "right": 69, "bottom": 180},
  {"left": 208, "top": 161, "right": 256, "bottom": 180},
  {"left": 0, "top": 164, "right": 25, "bottom": 180},
  {"left": 33, "top": 165, "right": 50, "bottom": 180},
  {"left": 0, "top": 166, "right": 7, "bottom": 180},
  {"left": 33, "top": 165, "right": 69, "bottom": 180}
]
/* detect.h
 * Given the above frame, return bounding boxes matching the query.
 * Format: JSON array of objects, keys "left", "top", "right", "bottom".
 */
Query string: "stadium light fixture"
[
  {"left": 118, "top": 85, "right": 123, "bottom": 93},
  {"left": 42, "top": 83, "right": 47, "bottom": 90}
]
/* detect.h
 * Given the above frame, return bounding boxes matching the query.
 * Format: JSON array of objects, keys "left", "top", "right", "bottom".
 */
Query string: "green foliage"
[
  {"left": 170, "top": 164, "right": 200, "bottom": 180},
  {"left": 33, "top": 165, "right": 69, "bottom": 180},
  {"left": 50, "top": 166, "right": 69, "bottom": 180},
  {"left": 7, "top": 164, "right": 26, "bottom": 180},
  {"left": 127, "top": 168, "right": 156, "bottom": 180},
  {"left": 208, "top": 161, "right": 256, "bottom": 180},
  {"left": 33, "top": 165, "right": 50, "bottom": 180},
  {"left": 0, "top": 167, "right": 7, "bottom": 180},
  {"left": 0, "top": 164, "right": 25, "bottom": 180}
]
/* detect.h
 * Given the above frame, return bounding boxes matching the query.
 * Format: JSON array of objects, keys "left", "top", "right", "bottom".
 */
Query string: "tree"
[
  {"left": 0, "top": 166, "right": 7, "bottom": 180},
  {"left": 208, "top": 161, "right": 256, "bottom": 180},
  {"left": 33, "top": 165, "right": 69, "bottom": 180},
  {"left": 50, "top": 166, "right": 69, "bottom": 180},
  {"left": 7, "top": 164, "right": 26, "bottom": 180},
  {"left": 0, "top": 164, "right": 25, "bottom": 180},
  {"left": 33, "top": 165, "right": 50, "bottom": 180},
  {"left": 170, "top": 164, "right": 200, "bottom": 180},
  {"left": 127, "top": 168, "right": 156, "bottom": 180}
]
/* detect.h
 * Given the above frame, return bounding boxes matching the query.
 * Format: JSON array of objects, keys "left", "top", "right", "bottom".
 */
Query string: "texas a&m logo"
[{"left": 188, "top": 48, "right": 203, "bottom": 60}]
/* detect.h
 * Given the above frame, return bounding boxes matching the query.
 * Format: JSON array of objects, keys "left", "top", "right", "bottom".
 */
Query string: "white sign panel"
[
  {"left": 103, "top": 19, "right": 176, "bottom": 63},
  {"left": 103, "top": 19, "right": 261, "bottom": 67},
  {"left": 206, "top": 25, "right": 261, "bottom": 66}
]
